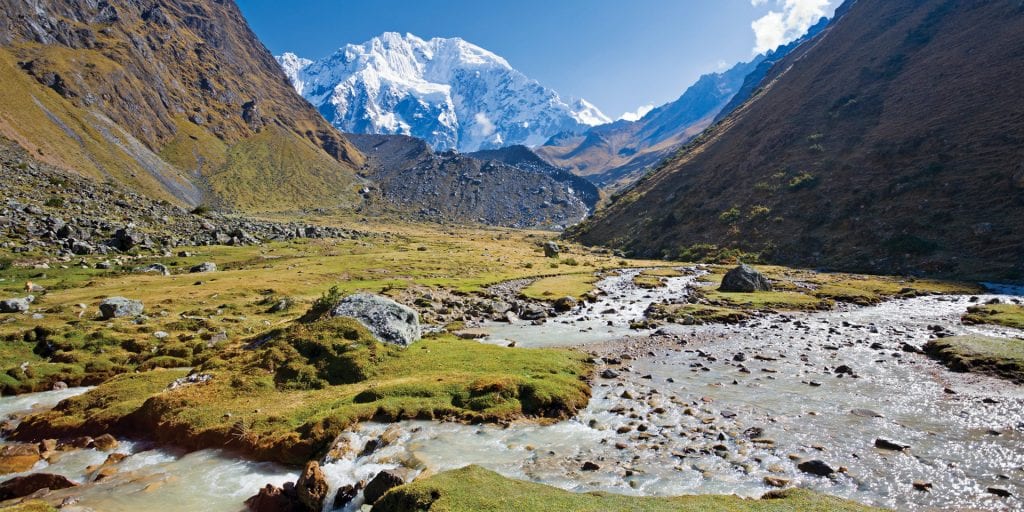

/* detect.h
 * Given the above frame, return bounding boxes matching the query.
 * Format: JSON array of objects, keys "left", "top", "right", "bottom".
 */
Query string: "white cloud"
[
  {"left": 751, "top": 0, "right": 832, "bottom": 54},
  {"left": 473, "top": 112, "right": 496, "bottom": 136},
  {"left": 618, "top": 104, "right": 654, "bottom": 122}
]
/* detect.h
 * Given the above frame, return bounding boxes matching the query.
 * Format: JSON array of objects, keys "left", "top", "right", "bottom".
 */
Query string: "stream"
[{"left": 2, "top": 269, "right": 1022, "bottom": 511}]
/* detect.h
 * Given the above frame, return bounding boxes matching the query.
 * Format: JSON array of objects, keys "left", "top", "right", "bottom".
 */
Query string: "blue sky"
[{"left": 237, "top": 0, "right": 840, "bottom": 118}]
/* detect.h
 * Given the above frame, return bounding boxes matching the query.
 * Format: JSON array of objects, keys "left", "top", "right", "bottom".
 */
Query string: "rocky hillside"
[
  {"left": 0, "top": 0, "right": 365, "bottom": 212},
  {"left": 347, "top": 134, "right": 591, "bottom": 229},
  {"left": 278, "top": 32, "right": 609, "bottom": 153},
  {"left": 571, "top": 0, "right": 1024, "bottom": 281}
]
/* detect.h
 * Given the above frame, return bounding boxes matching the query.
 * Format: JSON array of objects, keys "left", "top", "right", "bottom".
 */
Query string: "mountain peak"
[{"left": 277, "top": 32, "right": 608, "bottom": 152}]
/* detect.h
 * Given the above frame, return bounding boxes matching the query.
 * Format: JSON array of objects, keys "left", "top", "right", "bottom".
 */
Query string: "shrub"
[
  {"left": 190, "top": 204, "right": 212, "bottom": 216},
  {"left": 44, "top": 197, "right": 64, "bottom": 208},
  {"left": 718, "top": 207, "right": 741, "bottom": 224},
  {"left": 788, "top": 172, "right": 818, "bottom": 190},
  {"left": 748, "top": 205, "right": 771, "bottom": 219}
]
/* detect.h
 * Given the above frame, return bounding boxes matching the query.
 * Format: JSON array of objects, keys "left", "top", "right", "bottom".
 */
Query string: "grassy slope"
[
  {"left": 0, "top": 49, "right": 189, "bottom": 205},
  {"left": 924, "top": 335, "right": 1024, "bottom": 384},
  {"left": 373, "top": 465, "right": 882, "bottom": 512},
  {"left": 14, "top": 319, "right": 590, "bottom": 465},
  {"left": 0, "top": 501, "right": 57, "bottom": 512},
  {"left": 208, "top": 125, "right": 364, "bottom": 212},
  {"left": 962, "top": 304, "right": 1024, "bottom": 330}
]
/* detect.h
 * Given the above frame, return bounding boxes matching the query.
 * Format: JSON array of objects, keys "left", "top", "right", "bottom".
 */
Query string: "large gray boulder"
[
  {"left": 190, "top": 262, "right": 217, "bottom": 273},
  {"left": 329, "top": 293, "right": 421, "bottom": 346},
  {"left": 0, "top": 296, "right": 33, "bottom": 313},
  {"left": 718, "top": 264, "right": 773, "bottom": 293},
  {"left": 99, "top": 297, "right": 144, "bottom": 319},
  {"left": 543, "top": 241, "right": 560, "bottom": 258}
]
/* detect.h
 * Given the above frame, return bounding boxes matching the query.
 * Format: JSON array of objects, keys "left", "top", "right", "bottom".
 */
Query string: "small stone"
[
  {"left": 874, "top": 438, "right": 909, "bottom": 451},
  {"left": 987, "top": 486, "right": 1012, "bottom": 498},
  {"left": 912, "top": 480, "right": 932, "bottom": 492},
  {"left": 581, "top": 461, "right": 600, "bottom": 471}
]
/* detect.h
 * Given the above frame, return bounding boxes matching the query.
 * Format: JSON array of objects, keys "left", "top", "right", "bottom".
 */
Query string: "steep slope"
[
  {"left": 536, "top": 59, "right": 762, "bottom": 192},
  {"left": 0, "top": 0, "right": 364, "bottom": 211},
  {"left": 347, "top": 134, "right": 590, "bottom": 229},
  {"left": 279, "top": 32, "right": 609, "bottom": 153},
  {"left": 571, "top": 0, "right": 1024, "bottom": 281}
]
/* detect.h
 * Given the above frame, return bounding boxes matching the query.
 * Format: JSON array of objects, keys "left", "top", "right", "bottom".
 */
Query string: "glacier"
[{"left": 277, "top": 32, "right": 610, "bottom": 153}]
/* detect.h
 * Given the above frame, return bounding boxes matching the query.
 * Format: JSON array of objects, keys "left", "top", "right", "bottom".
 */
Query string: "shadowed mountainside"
[
  {"left": 347, "top": 134, "right": 592, "bottom": 229},
  {"left": 570, "top": 0, "right": 1024, "bottom": 281}
]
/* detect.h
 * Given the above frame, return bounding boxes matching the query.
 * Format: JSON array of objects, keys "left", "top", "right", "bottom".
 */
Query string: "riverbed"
[{"left": 2, "top": 269, "right": 1022, "bottom": 511}]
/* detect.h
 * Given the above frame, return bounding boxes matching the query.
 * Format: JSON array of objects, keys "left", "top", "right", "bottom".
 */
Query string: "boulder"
[
  {"left": 190, "top": 262, "right": 217, "bottom": 273},
  {"left": 543, "top": 241, "right": 560, "bottom": 258},
  {"left": 296, "top": 461, "right": 329, "bottom": 512},
  {"left": 98, "top": 297, "right": 144, "bottom": 319},
  {"left": 333, "top": 481, "right": 364, "bottom": 509},
  {"left": 329, "top": 294, "right": 421, "bottom": 346},
  {"left": 363, "top": 469, "right": 408, "bottom": 505},
  {"left": 0, "top": 296, "right": 34, "bottom": 313},
  {"left": 0, "top": 444, "right": 41, "bottom": 474},
  {"left": 0, "top": 472, "right": 78, "bottom": 500},
  {"left": 718, "top": 264, "right": 773, "bottom": 293}
]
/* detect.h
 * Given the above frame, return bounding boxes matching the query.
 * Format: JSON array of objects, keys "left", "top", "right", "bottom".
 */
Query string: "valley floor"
[{"left": 0, "top": 223, "right": 1021, "bottom": 511}]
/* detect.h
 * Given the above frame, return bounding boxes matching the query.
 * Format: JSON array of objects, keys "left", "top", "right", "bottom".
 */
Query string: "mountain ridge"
[{"left": 570, "top": 0, "right": 1024, "bottom": 280}]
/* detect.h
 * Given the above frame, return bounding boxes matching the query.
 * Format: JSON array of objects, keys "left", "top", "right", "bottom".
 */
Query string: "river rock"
[
  {"left": 874, "top": 438, "right": 909, "bottom": 451},
  {"left": 363, "top": 468, "right": 408, "bottom": 505},
  {"left": 296, "top": 461, "right": 329, "bottom": 512},
  {"left": 245, "top": 483, "right": 303, "bottom": 512},
  {"left": 0, "top": 443, "right": 41, "bottom": 474},
  {"left": 0, "top": 296, "right": 33, "bottom": 313},
  {"left": 99, "top": 297, "right": 143, "bottom": 319},
  {"left": 797, "top": 459, "right": 835, "bottom": 477},
  {"left": 329, "top": 293, "right": 421, "bottom": 346},
  {"left": 553, "top": 296, "right": 577, "bottom": 312},
  {"left": 543, "top": 241, "right": 560, "bottom": 258},
  {"left": 333, "top": 481, "right": 364, "bottom": 509},
  {"left": 190, "top": 262, "right": 217, "bottom": 273},
  {"left": 987, "top": 486, "right": 1012, "bottom": 498},
  {"left": 92, "top": 434, "right": 118, "bottom": 451},
  {"left": 718, "top": 264, "right": 773, "bottom": 293},
  {"left": 0, "top": 472, "right": 77, "bottom": 500}
]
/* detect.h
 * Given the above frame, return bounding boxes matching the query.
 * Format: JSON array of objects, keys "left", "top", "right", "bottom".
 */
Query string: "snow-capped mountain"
[{"left": 277, "top": 32, "right": 610, "bottom": 153}]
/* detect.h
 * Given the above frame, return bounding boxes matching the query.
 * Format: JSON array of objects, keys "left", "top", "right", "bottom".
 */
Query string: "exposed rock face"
[
  {"left": 329, "top": 294, "right": 421, "bottom": 346},
  {"left": 363, "top": 469, "right": 408, "bottom": 505},
  {"left": 0, "top": 296, "right": 33, "bottom": 313},
  {"left": 718, "top": 265, "right": 773, "bottom": 293},
  {"left": 98, "top": 297, "right": 144, "bottom": 319},
  {"left": 0, "top": 472, "right": 77, "bottom": 500},
  {"left": 296, "top": 461, "right": 329, "bottom": 512}
]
